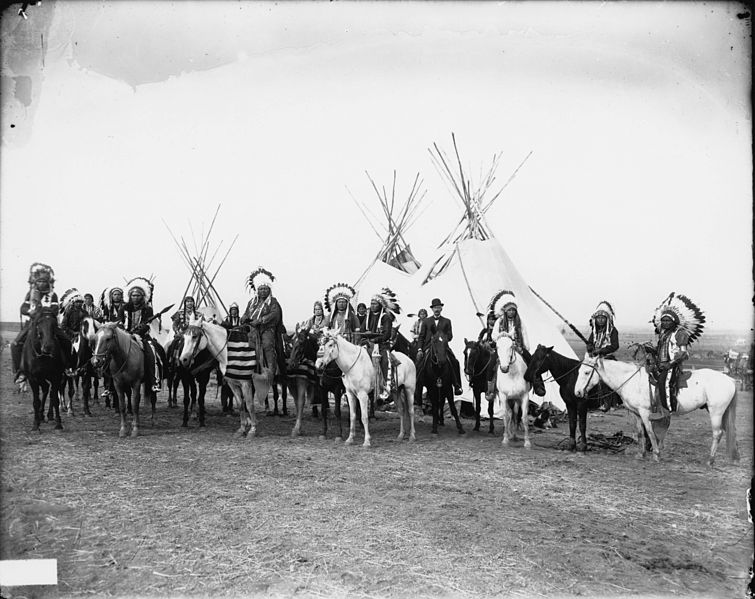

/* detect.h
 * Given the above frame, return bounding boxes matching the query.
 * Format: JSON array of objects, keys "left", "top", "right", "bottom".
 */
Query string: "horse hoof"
[
  {"left": 54, "top": 424, "right": 63, "bottom": 431},
  {"left": 458, "top": 428, "right": 465, "bottom": 435},
  {"left": 408, "top": 435, "right": 416, "bottom": 443},
  {"left": 524, "top": 441, "right": 532, "bottom": 449},
  {"left": 318, "top": 435, "right": 326, "bottom": 441},
  {"left": 473, "top": 425, "right": 480, "bottom": 432},
  {"left": 181, "top": 422, "right": 188, "bottom": 428},
  {"left": 652, "top": 453, "right": 660, "bottom": 463},
  {"left": 119, "top": 430, "right": 127, "bottom": 438},
  {"left": 247, "top": 430, "right": 257, "bottom": 439},
  {"left": 130, "top": 429, "right": 139, "bottom": 438},
  {"left": 85, "top": 410, "right": 93, "bottom": 417},
  {"left": 334, "top": 437, "right": 342, "bottom": 443},
  {"left": 198, "top": 426, "right": 207, "bottom": 433},
  {"left": 634, "top": 452, "right": 644, "bottom": 460},
  {"left": 502, "top": 438, "right": 509, "bottom": 446},
  {"left": 234, "top": 430, "right": 245, "bottom": 438},
  {"left": 345, "top": 438, "right": 354, "bottom": 446},
  {"left": 362, "top": 441, "right": 371, "bottom": 448},
  {"left": 576, "top": 443, "right": 586, "bottom": 453}
]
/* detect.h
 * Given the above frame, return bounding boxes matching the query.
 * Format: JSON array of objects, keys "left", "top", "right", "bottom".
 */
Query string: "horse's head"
[
  {"left": 463, "top": 338, "right": 479, "bottom": 376},
  {"left": 30, "top": 308, "right": 59, "bottom": 356},
  {"left": 574, "top": 354, "right": 601, "bottom": 398},
  {"left": 80, "top": 316, "right": 100, "bottom": 346},
  {"left": 91, "top": 323, "right": 117, "bottom": 370},
  {"left": 289, "top": 325, "right": 318, "bottom": 370},
  {"left": 495, "top": 334, "right": 519, "bottom": 374},
  {"left": 315, "top": 328, "right": 338, "bottom": 370},
  {"left": 524, "top": 344, "right": 553, "bottom": 381},
  {"left": 430, "top": 331, "right": 449, "bottom": 362},
  {"left": 180, "top": 323, "right": 206, "bottom": 368}
]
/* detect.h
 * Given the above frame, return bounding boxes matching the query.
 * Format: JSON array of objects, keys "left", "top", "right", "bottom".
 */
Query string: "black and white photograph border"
[{"left": 0, "top": 2, "right": 752, "bottom": 598}]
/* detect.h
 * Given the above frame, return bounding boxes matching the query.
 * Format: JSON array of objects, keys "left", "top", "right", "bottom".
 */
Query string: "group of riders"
[{"left": 12, "top": 262, "right": 703, "bottom": 414}]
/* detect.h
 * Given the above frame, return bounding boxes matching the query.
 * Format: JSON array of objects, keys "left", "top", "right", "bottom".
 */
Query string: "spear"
[{"left": 528, "top": 287, "right": 589, "bottom": 346}]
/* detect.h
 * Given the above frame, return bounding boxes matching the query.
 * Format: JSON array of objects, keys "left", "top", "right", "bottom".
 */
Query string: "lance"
[
  {"left": 144, "top": 304, "right": 176, "bottom": 326},
  {"left": 528, "top": 287, "right": 589, "bottom": 346}
]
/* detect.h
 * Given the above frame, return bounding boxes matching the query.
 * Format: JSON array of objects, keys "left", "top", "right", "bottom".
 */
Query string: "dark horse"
[
  {"left": 20, "top": 309, "right": 65, "bottom": 431},
  {"left": 418, "top": 331, "right": 464, "bottom": 435},
  {"left": 169, "top": 335, "right": 214, "bottom": 428},
  {"left": 288, "top": 327, "right": 345, "bottom": 440},
  {"left": 525, "top": 344, "right": 596, "bottom": 451},
  {"left": 463, "top": 339, "right": 497, "bottom": 434}
]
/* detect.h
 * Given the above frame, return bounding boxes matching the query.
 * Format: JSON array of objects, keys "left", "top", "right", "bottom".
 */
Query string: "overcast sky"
[{"left": 1, "top": 1, "right": 751, "bottom": 333}]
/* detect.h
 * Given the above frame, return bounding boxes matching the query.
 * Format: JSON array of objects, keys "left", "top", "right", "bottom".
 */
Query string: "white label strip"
[{"left": 0, "top": 559, "right": 58, "bottom": 586}]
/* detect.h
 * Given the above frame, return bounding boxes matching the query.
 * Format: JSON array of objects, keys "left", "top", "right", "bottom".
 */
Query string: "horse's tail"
[{"left": 722, "top": 388, "right": 740, "bottom": 461}]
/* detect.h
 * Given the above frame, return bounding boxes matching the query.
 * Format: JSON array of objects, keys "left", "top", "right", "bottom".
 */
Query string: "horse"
[
  {"left": 269, "top": 331, "right": 292, "bottom": 416},
  {"left": 574, "top": 355, "right": 740, "bottom": 465},
  {"left": 170, "top": 334, "right": 215, "bottom": 428},
  {"left": 494, "top": 335, "right": 532, "bottom": 448},
  {"left": 392, "top": 328, "right": 424, "bottom": 413},
  {"left": 179, "top": 319, "right": 271, "bottom": 438},
  {"left": 463, "top": 339, "right": 497, "bottom": 434},
  {"left": 316, "top": 329, "right": 417, "bottom": 446},
  {"left": 525, "top": 344, "right": 596, "bottom": 451},
  {"left": 20, "top": 308, "right": 66, "bottom": 431},
  {"left": 91, "top": 323, "right": 152, "bottom": 437},
  {"left": 287, "top": 326, "right": 335, "bottom": 439},
  {"left": 77, "top": 316, "right": 101, "bottom": 415},
  {"left": 417, "top": 331, "right": 464, "bottom": 436}
]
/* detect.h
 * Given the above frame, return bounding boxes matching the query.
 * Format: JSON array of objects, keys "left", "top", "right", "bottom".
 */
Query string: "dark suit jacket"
[{"left": 420, "top": 315, "right": 453, "bottom": 350}]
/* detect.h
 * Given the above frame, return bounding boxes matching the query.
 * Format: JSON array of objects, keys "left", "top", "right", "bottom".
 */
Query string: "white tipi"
[{"left": 412, "top": 135, "right": 576, "bottom": 412}]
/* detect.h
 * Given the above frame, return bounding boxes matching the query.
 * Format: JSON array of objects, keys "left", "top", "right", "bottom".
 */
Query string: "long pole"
[{"left": 528, "top": 286, "right": 589, "bottom": 345}]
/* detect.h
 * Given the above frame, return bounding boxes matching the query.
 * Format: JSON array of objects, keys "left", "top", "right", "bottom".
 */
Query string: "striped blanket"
[
  {"left": 287, "top": 358, "right": 317, "bottom": 383},
  {"left": 226, "top": 330, "right": 257, "bottom": 380}
]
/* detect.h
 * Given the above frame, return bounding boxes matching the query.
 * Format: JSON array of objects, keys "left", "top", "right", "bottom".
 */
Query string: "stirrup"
[{"left": 14, "top": 373, "right": 26, "bottom": 384}]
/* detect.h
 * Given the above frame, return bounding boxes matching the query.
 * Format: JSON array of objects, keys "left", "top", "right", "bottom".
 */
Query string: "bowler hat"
[{"left": 430, "top": 298, "right": 444, "bottom": 308}]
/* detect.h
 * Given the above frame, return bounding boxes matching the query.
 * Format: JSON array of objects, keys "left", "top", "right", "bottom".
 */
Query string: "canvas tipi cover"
[{"left": 412, "top": 237, "right": 576, "bottom": 412}]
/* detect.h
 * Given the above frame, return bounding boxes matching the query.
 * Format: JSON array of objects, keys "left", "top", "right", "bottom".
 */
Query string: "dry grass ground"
[{"left": 0, "top": 346, "right": 752, "bottom": 599}]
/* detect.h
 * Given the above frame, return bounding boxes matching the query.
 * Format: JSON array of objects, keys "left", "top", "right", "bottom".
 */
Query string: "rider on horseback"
[
  {"left": 120, "top": 277, "right": 163, "bottom": 393},
  {"left": 362, "top": 288, "right": 401, "bottom": 401},
  {"left": 171, "top": 296, "right": 201, "bottom": 334},
  {"left": 417, "top": 298, "right": 464, "bottom": 397},
  {"left": 478, "top": 311, "right": 498, "bottom": 346},
  {"left": 586, "top": 301, "right": 620, "bottom": 411},
  {"left": 83, "top": 293, "right": 104, "bottom": 321},
  {"left": 11, "top": 263, "right": 66, "bottom": 384},
  {"left": 490, "top": 290, "right": 546, "bottom": 397},
  {"left": 100, "top": 287, "right": 125, "bottom": 323},
  {"left": 648, "top": 293, "right": 705, "bottom": 413},
  {"left": 221, "top": 302, "right": 241, "bottom": 330},
  {"left": 323, "top": 283, "right": 361, "bottom": 342},
  {"left": 242, "top": 267, "right": 284, "bottom": 379},
  {"left": 306, "top": 300, "right": 329, "bottom": 335}
]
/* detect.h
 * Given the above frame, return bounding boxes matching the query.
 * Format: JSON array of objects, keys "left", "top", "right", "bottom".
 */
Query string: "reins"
[
  {"left": 186, "top": 323, "right": 229, "bottom": 374},
  {"left": 465, "top": 345, "right": 495, "bottom": 381},
  {"left": 93, "top": 328, "right": 133, "bottom": 377},
  {"left": 580, "top": 359, "right": 644, "bottom": 397}
]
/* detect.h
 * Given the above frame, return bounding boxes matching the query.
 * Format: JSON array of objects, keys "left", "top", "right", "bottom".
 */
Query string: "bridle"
[
  {"left": 92, "top": 326, "right": 132, "bottom": 377},
  {"left": 498, "top": 339, "right": 517, "bottom": 373},
  {"left": 184, "top": 323, "right": 228, "bottom": 370},
  {"left": 321, "top": 336, "right": 363, "bottom": 376},
  {"left": 28, "top": 312, "right": 57, "bottom": 359},
  {"left": 578, "top": 357, "right": 644, "bottom": 396},
  {"left": 464, "top": 343, "right": 494, "bottom": 380}
]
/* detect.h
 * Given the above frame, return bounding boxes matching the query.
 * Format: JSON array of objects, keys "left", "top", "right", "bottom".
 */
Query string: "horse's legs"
[
  {"left": 473, "top": 388, "right": 481, "bottom": 432},
  {"left": 446, "top": 387, "right": 465, "bottom": 434},
  {"left": 430, "top": 386, "right": 440, "bottom": 435},
  {"left": 521, "top": 398, "right": 531, "bottom": 449},
  {"left": 319, "top": 383, "right": 329, "bottom": 441},
  {"left": 345, "top": 392, "right": 358, "bottom": 446},
  {"left": 566, "top": 403, "right": 577, "bottom": 451},
  {"left": 577, "top": 400, "right": 589, "bottom": 451},
  {"left": 501, "top": 396, "right": 512, "bottom": 446},
  {"left": 197, "top": 374, "right": 208, "bottom": 428},
  {"left": 402, "top": 384, "right": 416, "bottom": 442},
  {"left": 181, "top": 373, "right": 192, "bottom": 427},
  {"left": 333, "top": 388, "right": 343, "bottom": 442},
  {"left": 272, "top": 383, "right": 279, "bottom": 416},
  {"left": 228, "top": 382, "right": 246, "bottom": 436},
  {"left": 245, "top": 380, "right": 257, "bottom": 439},
  {"left": 291, "top": 378, "right": 305, "bottom": 437},
  {"left": 30, "top": 380, "right": 42, "bottom": 431},
  {"left": 487, "top": 391, "right": 495, "bottom": 435},
  {"left": 356, "top": 391, "right": 371, "bottom": 447},
  {"left": 281, "top": 380, "right": 289, "bottom": 416},
  {"left": 115, "top": 385, "right": 129, "bottom": 438},
  {"left": 131, "top": 384, "right": 141, "bottom": 438},
  {"left": 81, "top": 373, "right": 92, "bottom": 416},
  {"left": 707, "top": 410, "right": 725, "bottom": 466}
]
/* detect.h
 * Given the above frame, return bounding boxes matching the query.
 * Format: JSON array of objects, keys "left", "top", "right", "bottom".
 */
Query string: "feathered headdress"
[
  {"left": 100, "top": 287, "right": 124, "bottom": 311},
  {"left": 246, "top": 267, "right": 275, "bottom": 292},
  {"left": 324, "top": 283, "right": 356, "bottom": 313},
  {"left": 28, "top": 262, "right": 55, "bottom": 286},
  {"left": 372, "top": 287, "right": 401, "bottom": 316},
  {"left": 652, "top": 292, "right": 705, "bottom": 344},
  {"left": 60, "top": 288, "right": 84, "bottom": 311},
  {"left": 489, "top": 289, "right": 517, "bottom": 317},
  {"left": 590, "top": 300, "right": 615, "bottom": 336},
  {"left": 125, "top": 276, "right": 154, "bottom": 305}
]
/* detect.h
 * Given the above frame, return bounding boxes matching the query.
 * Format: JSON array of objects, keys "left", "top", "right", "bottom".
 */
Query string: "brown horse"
[
  {"left": 20, "top": 309, "right": 66, "bottom": 431},
  {"left": 91, "top": 323, "right": 151, "bottom": 438}
]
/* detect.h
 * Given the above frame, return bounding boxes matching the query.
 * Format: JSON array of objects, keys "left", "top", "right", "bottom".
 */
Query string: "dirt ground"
[{"left": 0, "top": 346, "right": 752, "bottom": 599}]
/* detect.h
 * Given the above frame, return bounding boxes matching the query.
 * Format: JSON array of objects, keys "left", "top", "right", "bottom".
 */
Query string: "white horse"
[
  {"left": 316, "top": 329, "right": 417, "bottom": 447},
  {"left": 178, "top": 317, "right": 270, "bottom": 438},
  {"left": 495, "top": 335, "right": 533, "bottom": 449},
  {"left": 574, "top": 355, "right": 739, "bottom": 465}
]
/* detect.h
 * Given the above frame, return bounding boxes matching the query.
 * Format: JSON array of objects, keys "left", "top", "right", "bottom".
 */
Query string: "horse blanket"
[{"left": 226, "top": 329, "right": 257, "bottom": 380}]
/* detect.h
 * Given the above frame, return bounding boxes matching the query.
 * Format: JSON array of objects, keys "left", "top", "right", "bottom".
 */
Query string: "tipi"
[
  {"left": 352, "top": 171, "right": 429, "bottom": 311},
  {"left": 412, "top": 135, "right": 576, "bottom": 412}
]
